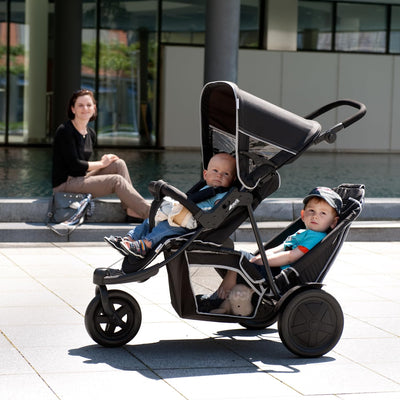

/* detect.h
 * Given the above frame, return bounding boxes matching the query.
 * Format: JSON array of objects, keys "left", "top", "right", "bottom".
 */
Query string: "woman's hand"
[{"left": 100, "top": 153, "right": 119, "bottom": 167}]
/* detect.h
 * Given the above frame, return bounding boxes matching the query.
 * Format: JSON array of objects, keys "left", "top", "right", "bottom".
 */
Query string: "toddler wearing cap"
[{"left": 215, "top": 186, "right": 343, "bottom": 300}]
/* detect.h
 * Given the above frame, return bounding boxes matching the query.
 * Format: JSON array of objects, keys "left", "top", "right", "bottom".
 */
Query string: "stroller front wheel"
[
  {"left": 85, "top": 289, "right": 142, "bottom": 347},
  {"left": 278, "top": 289, "right": 344, "bottom": 357}
]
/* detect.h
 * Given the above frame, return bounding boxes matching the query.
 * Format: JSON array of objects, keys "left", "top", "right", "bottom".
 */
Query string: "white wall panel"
[
  {"left": 163, "top": 46, "right": 399, "bottom": 153},
  {"left": 161, "top": 46, "right": 203, "bottom": 148},
  {"left": 337, "top": 54, "right": 392, "bottom": 151},
  {"left": 281, "top": 52, "right": 339, "bottom": 151},
  {"left": 392, "top": 57, "right": 400, "bottom": 150},
  {"left": 238, "top": 49, "right": 282, "bottom": 105}
]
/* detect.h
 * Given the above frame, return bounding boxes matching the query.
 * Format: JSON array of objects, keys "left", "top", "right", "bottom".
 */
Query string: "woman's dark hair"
[{"left": 67, "top": 89, "right": 97, "bottom": 121}]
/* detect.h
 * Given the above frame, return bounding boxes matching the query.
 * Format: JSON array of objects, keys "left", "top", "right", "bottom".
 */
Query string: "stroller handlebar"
[{"left": 305, "top": 99, "right": 366, "bottom": 144}]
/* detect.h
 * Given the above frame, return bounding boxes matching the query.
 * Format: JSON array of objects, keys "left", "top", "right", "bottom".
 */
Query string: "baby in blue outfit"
[{"left": 105, "top": 152, "right": 236, "bottom": 258}]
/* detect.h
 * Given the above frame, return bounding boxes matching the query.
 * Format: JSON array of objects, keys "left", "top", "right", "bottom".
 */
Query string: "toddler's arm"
[
  {"left": 250, "top": 246, "right": 304, "bottom": 267},
  {"left": 250, "top": 243, "right": 285, "bottom": 265}
]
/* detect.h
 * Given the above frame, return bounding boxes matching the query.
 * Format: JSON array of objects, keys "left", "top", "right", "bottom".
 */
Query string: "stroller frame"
[{"left": 85, "top": 81, "right": 366, "bottom": 357}]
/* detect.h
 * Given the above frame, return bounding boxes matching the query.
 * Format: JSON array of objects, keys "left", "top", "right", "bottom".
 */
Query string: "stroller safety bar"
[{"left": 148, "top": 180, "right": 202, "bottom": 218}]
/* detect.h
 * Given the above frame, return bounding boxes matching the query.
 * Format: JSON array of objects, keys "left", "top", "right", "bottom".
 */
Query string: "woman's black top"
[{"left": 52, "top": 120, "right": 96, "bottom": 188}]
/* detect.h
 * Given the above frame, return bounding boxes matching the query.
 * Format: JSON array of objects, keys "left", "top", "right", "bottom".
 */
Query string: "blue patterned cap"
[{"left": 303, "top": 186, "right": 343, "bottom": 214}]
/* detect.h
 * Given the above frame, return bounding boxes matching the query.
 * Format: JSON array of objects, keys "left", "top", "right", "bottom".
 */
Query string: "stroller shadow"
[{"left": 69, "top": 328, "right": 335, "bottom": 379}]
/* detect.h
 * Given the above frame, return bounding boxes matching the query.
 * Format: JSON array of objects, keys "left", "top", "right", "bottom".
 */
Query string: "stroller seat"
[{"left": 271, "top": 183, "right": 365, "bottom": 293}]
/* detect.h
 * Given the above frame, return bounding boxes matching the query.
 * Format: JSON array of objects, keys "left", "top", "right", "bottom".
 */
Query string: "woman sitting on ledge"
[{"left": 51, "top": 89, "right": 150, "bottom": 222}]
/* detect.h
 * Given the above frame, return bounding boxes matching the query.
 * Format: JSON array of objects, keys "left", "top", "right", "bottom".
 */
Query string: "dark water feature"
[{"left": 0, "top": 147, "right": 399, "bottom": 198}]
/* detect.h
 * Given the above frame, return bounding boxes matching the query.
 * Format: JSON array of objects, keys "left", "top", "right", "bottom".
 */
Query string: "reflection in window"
[
  {"left": 335, "top": 3, "right": 386, "bottom": 53},
  {"left": 8, "top": 0, "right": 26, "bottom": 143},
  {"left": 239, "top": 0, "right": 260, "bottom": 47},
  {"left": 161, "top": 0, "right": 261, "bottom": 48},
  {"left": 390, "top": 6, "right": 400, "bottom": 54},
  {"left": 82, "top": 1, "right": 158, "bottom": 146},
  {"left": 298, "top": 1, "right": 333, "bottom": 51},
  {"left": 0, "top": 3, "right": 6, "bottom": 142},
  {"left": 161, "top": 1, "right": 206, "bottom": 45}
]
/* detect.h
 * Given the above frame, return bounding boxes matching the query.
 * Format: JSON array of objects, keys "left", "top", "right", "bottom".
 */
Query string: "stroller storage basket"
[{"left": 165, "top": 248, "right": 270, "bottom": 322}]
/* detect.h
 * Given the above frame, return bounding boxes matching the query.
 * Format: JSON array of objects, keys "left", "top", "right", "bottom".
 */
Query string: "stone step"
[
  {"left": 0, "top": 197, "right": 399, "bottom": 243},
  {"left": 1, "top": 220, "right": 399, "bottom": 243},
  {"left": 233, "top": 221, "right": 400, "bottom": 242},
  {"left": 1, "top": 197, "right": 399, "bottom": 223}
]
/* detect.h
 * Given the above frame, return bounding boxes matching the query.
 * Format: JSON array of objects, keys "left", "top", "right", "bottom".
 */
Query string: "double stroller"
[{"left": 85, "top": 81, "right": 366, "bottom": 357}]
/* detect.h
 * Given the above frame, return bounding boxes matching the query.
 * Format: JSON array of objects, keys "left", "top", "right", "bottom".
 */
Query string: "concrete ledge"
[
  {"left": 254, "top": 197, "right": 400, "bottom": 221},
  {"left": 1, "top": 197, "right": 399, "bottom": 242},
  {"left": 1, "top": 221, "right": 400, "bottom": 243},
  {"left": 0, "top": 222, "right": 129, "bottom": 242},
  {"left": 233, "top": 221, "right": 400, "bottom": 242},
  {"left": 0, "top": 198, "right": 126, "bottom": 223},
  {"left": 1, "top": 197, "right": 399, "bottom": 223}
]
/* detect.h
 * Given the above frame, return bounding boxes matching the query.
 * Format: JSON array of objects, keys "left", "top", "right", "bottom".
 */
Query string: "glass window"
[
  {"left": 82, "top": 0, "right": 158, "bottom": 146},
  {"left": 239, "top": 0, "right": 261, "bottom": 48},
  {"left": 390, "top": 6, "right": 400, "bottom": 54},
  {"left": 0, "top": 1, "right": 6, "bottom": 143},
  {"left": 335, "top": 3, "right": 387, "bottom": 53},
  {"left": 8, "top": 0, "right": 26, "bottom": 143},
  {"left": 81, "top": 1, "right": 96, "bottom": 93},
  {"left": 162, "top": 0, "right": 261, "bottom": 48},
  {"left": 298, "top": 1, "right": 333, "bottom": 51},
  {"left": 161, "top": 0, "right": 206, "bottom": 45}
]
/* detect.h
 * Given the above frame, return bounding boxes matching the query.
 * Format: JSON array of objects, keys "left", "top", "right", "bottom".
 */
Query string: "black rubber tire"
[
  {"left": 85, "top": 290, "right": 142, "bottom": 347},
  {"left": 278, "top": 289, "right": 343, "bottom": 357},
  {"left": 239, "top": 317, "right": 277, "bottom": 330},
  {"left": 239, "top": 298, "right": 277, "bottom": 330}
]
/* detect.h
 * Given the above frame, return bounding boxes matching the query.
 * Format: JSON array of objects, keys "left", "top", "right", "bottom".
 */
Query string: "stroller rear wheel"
[
  {"left": 278, "top": 289, "right": 343, "bottom": 357},
  {"left": 85, "top": 289, "right": 142, "bottom": 347}
]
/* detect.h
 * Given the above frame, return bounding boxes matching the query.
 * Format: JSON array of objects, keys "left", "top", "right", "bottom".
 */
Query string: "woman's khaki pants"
[{"left": 53, "top": 159, "right": 150, "bottom": 219}]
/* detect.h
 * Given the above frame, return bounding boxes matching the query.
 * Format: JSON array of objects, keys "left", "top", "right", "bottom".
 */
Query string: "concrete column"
[
  {"left": 53, "top": 0, "right": 82, "bottom": 129},
  {"left": 23, "top": 0, "right": 48, "bottom": 143},
  {"left": 204, "top": 0, "right": 240, "bottom": 84},
  {"left": 265, "top": 0, "right": 298, "bottom": 51}
]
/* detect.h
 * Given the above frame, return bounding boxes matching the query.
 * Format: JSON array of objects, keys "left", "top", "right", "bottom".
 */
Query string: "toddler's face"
[
  {"left": 203, "top": 154, "right": 236, "bottom": 188},
  {"left": 301, "top": 198, "right": 338, "bottom": 232}
]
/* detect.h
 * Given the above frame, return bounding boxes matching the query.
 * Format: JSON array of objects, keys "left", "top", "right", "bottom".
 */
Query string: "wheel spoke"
[
  {"left": 315, "top": 303, "right": 329, "bottom": 321},
  {"left": 97, "top": 314, "right": 110, "bottom": 324},
  {"left": 115, "top": 304, "right": 130, "bottom": 319},
  {"left": 297, "top": 303, "right": 314, "bottom": 320},
  {"left": 104, "top": 322, "right": 118, "bottom": 334}
]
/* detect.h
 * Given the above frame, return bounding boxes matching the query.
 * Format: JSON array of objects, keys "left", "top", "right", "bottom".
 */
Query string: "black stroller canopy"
[{"left": 200, "top": 81, "right": 321, "bottom": 189}]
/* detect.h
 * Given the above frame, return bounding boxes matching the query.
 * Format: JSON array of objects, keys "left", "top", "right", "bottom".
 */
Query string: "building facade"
[{"left": 0, "top": 0, "right": 399, "bottom": 152}]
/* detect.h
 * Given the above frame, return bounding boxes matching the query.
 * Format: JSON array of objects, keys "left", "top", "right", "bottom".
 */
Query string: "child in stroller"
[
  {"left": 85, "top": 81, "right": 366, "bottom": 357},
  {"left": 212, "top": 186, "right": 342, "bottom": 302},
  {"left": 104, "top": 152, "right": 236, "bottom": 259}
]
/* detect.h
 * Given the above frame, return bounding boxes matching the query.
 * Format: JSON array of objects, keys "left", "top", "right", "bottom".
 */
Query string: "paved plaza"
[{"left": 0, "top": 240, "right": 399, "bottom": 399}]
